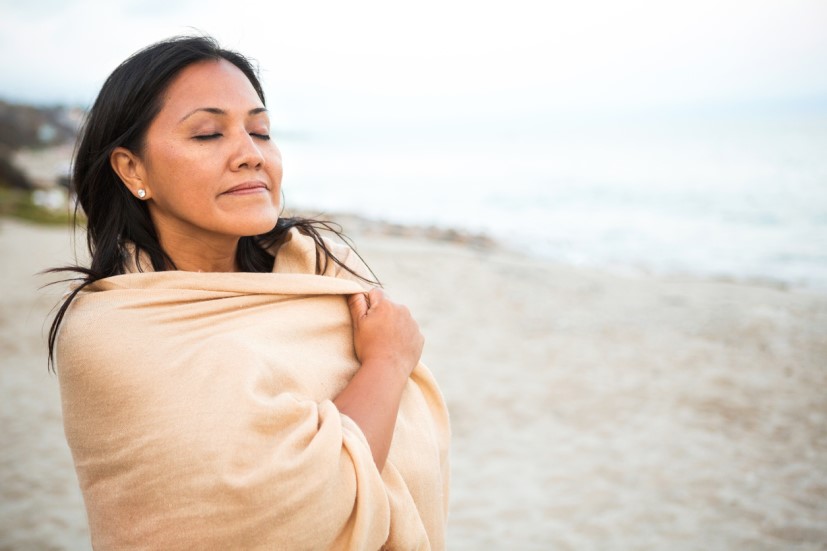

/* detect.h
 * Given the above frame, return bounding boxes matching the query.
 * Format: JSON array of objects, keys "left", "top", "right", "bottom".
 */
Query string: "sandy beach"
[{"left": 1, "top": 217, "right": 826, "bottom": 550}]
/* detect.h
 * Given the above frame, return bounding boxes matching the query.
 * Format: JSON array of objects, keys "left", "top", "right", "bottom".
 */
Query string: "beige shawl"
[{"left": 57, "top": 230, "right": 450, "bottom": 550}]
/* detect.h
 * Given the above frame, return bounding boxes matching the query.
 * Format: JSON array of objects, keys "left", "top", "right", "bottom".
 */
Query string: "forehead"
[{"left": 159, "top": 59, "right": 263, "bottom": 117}]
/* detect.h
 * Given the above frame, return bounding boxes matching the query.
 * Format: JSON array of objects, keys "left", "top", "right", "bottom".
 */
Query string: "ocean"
[{"left": 278, "top": 107, "right": 827, "bottom": 292}]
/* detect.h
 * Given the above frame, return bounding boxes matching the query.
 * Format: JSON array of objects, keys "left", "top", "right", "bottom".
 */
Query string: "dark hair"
[{"left": 47, "top": 35, "right": 375, "bottom": 371}]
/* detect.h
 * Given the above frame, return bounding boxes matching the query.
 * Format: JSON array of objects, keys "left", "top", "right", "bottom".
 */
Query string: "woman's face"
[{"left": 137, "top": 59, "right": 282, "bottom": 246}]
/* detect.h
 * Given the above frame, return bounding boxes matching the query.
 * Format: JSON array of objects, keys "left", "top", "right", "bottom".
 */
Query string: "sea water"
[{"left": 277, "top": 108, "right": 827, "bottom": 291}]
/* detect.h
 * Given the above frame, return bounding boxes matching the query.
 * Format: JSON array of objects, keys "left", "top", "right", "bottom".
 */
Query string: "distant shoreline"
[
  {"left": 2, "top": 209, "right": 821, "bottom": 296},
  {"left": 286, "top": 210, "right": 823, "bottom": 295}
]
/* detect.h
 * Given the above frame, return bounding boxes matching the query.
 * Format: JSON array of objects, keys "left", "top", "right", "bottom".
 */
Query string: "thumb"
[
  {"left": 367, "top": 287, "right": 385, "bottom": 312},
  {"left": 347, "top": 292, "right": 368, "bottom": 324}
]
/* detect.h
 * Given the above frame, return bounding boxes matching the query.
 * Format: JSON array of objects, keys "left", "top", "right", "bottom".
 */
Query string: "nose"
[{"left": 230, "top": 132, "right": 265, "bottom": 171}]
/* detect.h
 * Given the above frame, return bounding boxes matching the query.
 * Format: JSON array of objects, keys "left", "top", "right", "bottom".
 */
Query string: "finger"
[
  {"left": 367, "top": 288, "right": 385, "bottom": 312},
  {"left": 347, "top": 293, "right": 368, "bottom": 323}
]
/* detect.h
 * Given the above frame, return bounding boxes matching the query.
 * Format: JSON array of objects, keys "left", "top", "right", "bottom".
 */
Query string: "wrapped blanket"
[{"left": 56, "top": 230, "right": 450, "bottom": 550}]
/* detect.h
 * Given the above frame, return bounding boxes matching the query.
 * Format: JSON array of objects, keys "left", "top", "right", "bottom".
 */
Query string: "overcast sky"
[{"left": 1, "top": 0, "right": 826, "bottom": 128}]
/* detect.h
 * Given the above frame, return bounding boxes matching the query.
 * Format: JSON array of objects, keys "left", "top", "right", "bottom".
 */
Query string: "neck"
[
  {"left": 158, "top": 230, "right": 240, "bottom": 273},
  {"left": 170, "top": 249, "right": 239, "bottom": 273}
]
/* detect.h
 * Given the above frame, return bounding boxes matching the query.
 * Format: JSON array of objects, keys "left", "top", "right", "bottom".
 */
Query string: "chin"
[
  {"left": 239, "top": 218, "right": 279, "bottom": 237},
  {"left": 221, "top": 209, "right": 278, "bottom": 237}
]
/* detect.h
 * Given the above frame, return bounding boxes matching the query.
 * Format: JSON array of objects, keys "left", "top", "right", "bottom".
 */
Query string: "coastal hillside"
[{"left": 0, "top": 100, "right": 81, "bottom": 190}]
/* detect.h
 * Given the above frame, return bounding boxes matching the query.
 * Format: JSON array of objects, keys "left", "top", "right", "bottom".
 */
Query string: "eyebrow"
[{"left": 179, "top": 107, "right": 268, "bottom": 122}]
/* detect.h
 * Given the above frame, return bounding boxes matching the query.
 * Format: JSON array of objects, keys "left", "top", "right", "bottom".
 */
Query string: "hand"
[
  {"left": 347, "top": 288, "right": 424, "bottom": 379},
  {"left": 338, "top": 288, "right": 424, "bottom": 470}
]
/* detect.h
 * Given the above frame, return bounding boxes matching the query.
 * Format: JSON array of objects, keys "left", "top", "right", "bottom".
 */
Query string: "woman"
[{"left": 49, "top": 35, "right": 450, "bottom": 550}]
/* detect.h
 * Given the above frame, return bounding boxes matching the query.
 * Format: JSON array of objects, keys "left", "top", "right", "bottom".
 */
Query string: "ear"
[{"left": 110, "top": 147, "right": 151, "bottom": 200}]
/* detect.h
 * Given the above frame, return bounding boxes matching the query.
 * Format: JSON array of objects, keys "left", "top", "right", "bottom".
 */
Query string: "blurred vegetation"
[
  {"left": 0, "top": 99, "right": 81, "bottom": 225},
  {"left": 0, "top": 187, "right": 78, "bottom": 226},
  {"left": 0, "top": 154, "right": 33, "bottom": 189}
]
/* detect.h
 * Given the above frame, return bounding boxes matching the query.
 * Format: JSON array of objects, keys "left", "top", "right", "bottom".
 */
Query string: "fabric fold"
[{"left": 57, "top": 229, "right": 450, "bottom": 550}]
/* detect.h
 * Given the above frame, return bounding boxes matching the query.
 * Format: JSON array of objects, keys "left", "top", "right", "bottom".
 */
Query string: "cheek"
[
  {"left": 147, "top": 144, "right": 213, "bottom": 199},
  {"left": 267, "top": 150, "right": 284, "bottom": 185}
]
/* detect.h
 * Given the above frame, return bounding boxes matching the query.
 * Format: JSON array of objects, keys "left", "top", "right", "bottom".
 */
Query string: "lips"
[{"left": 221, "top": 181, "right": 268, "bottom": 195}]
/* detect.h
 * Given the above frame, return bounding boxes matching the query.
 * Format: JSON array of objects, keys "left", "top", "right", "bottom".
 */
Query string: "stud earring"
[{"left": 137, "top": 189, "right": 146, "bottom": 199}]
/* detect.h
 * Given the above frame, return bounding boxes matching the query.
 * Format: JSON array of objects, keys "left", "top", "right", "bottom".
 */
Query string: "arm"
[{"left": 335, "top": 288, "right": 423, "bottom": 471}]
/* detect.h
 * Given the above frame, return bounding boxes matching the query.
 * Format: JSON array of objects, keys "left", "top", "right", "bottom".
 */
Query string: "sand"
[{"left": 1, "top": 217, "right": 826, "bottom": 550}]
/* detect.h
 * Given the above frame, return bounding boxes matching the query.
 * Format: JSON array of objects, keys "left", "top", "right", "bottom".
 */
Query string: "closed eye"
[
  {"left": 193, "top": 133, "right": 222, "bottom": 141},
  {"left": 251, "top": 133, "right": 271, "bottom": 140}
]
